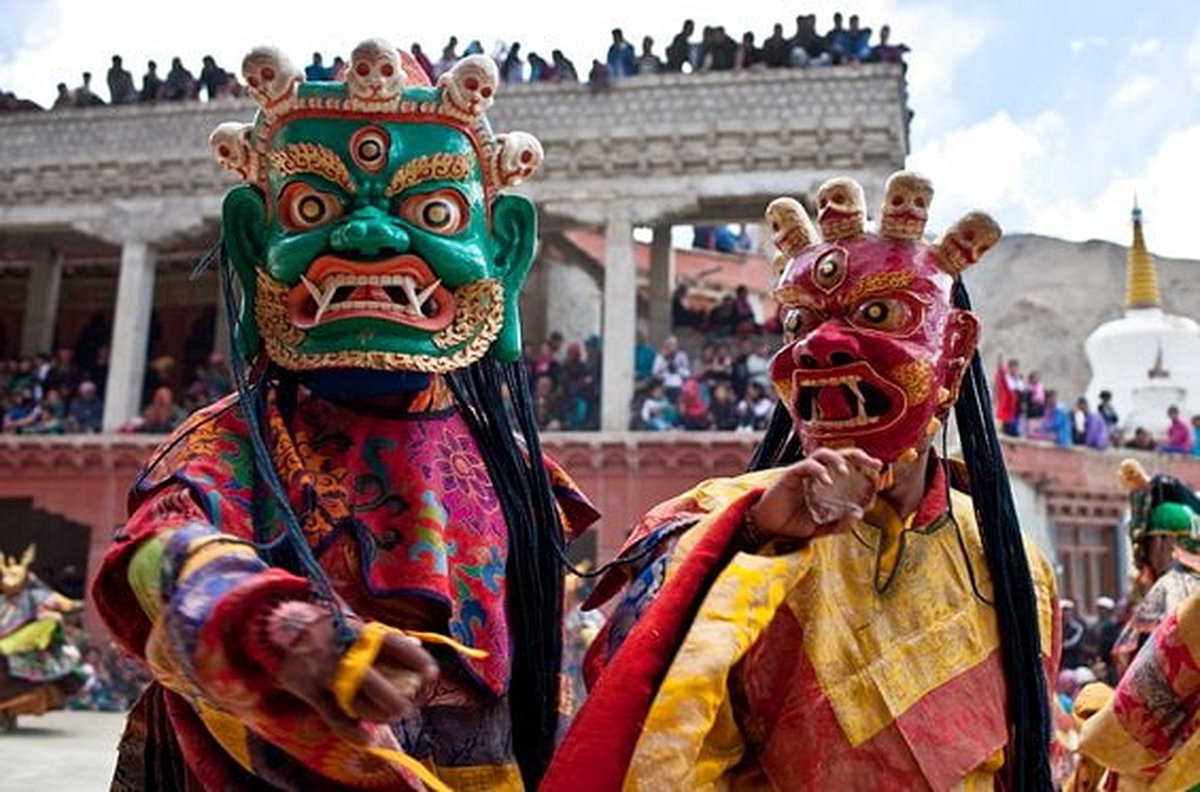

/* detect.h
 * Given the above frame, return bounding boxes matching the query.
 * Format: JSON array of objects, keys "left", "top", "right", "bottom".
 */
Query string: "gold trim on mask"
[
  {"left": 887, "top": 361, "right": 934, "bottom": 404},
  {"left": 268, "top": 143, "right": 356, "bottom": 195},
  {"left": 385, "top": 153, "right": 475, "bottom": 197},
  {"left": 253, "top": 270, "right": 504, "bottom": 373},
  {"left": 838, "top": 271, "right": 916, "bottom": 307}
]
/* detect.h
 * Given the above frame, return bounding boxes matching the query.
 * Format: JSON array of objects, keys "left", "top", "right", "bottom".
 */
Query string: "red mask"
[{"left": 769, "top": 235, "right": 979, "bottom": 464}]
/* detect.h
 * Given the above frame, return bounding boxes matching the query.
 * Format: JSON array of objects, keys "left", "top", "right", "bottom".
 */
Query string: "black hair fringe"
[
  {"left": 447, "top": 359, "right": 563, "bottom": 788},
  {"left": 951, "top": 278, "right": 1052, "bottom": 790}
]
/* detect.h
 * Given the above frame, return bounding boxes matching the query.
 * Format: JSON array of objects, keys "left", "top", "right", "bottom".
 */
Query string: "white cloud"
[
  {"left": 1108, "top": 75, "right": 1157, "bottom": 107},
  {"left": 1028, "top": 126, "right": 1200, "bottom": 259},
  {"left": 1187, "top": 26, "right": 1200, "bottom": 90},
  {"left": 1128, "top": 38, "right": 1162, "bottom": 58},
  {"left": 1069, "top": 36, "right": 1109, "bottom": 55},
  {"left": 908, "top": 110, "right": 1060, "bottom": 229}
]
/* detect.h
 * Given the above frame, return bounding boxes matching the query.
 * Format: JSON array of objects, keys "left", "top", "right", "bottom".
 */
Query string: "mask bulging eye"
[
  {"left": 279, "top": 182, "right": 343, "bottom": 231},
  {"left": 398, "top": 189, "right": 469, "bottom": 235},
  {"left": 851, "top": 298, "right": 913, "bottom": 333}
]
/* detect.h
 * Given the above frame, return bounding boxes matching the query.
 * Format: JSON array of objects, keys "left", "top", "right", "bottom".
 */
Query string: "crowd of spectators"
[
  {"left": 1, "top": 13, "right": 909, "bottom": 112},
  {"left": 993, "top": 356, "right": 1200, "bottom": 455},
  {"left": 524, "top": 333, "right": 603, "bottom": 432},
  {"left": 0, "top": 345, "right": 229, "bottom": 436}
]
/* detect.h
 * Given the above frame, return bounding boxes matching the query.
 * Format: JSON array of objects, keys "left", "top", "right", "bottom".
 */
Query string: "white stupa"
[{"left": 1085, "top": 202, "right": 1200, "bottom": 434}]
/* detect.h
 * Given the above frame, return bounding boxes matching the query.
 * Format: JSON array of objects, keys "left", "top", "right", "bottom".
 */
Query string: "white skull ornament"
[
  {"left": 936, "top": 211, "right": 1002, "bottom": 275},
  {"left": 879, "top": 171, "right": 934, "bottom": 240},
  {"left": 491, "top": 133, "right": 544, "bottom": 188},
  {"left": 764, "top": 197, "right": 818, "bottom": 258},
  {"left": 347, "top": 38, "right": 405, "bottom": 109},
  {"left": 209, "top": 122, "right": 256, "bottom": 182},
  {"left": 438, "top": 55, "right": 498, "bottom": 121},
  {"left": 242, "top": 46, "right": 300, "bottom": 113},
  {"left": 815, "top": 177, "right": 866, "bottom": 240}
]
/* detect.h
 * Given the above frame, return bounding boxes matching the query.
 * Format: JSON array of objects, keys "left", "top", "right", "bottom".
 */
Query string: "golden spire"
[{"left": 1125, "top": 198, "right": 1162, "bottom": 309}]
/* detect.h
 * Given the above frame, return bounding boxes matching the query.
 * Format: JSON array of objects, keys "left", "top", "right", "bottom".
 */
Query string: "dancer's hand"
[
  {"left": 747, "top": 447, "right": 882, "bottom": 543},
  {"left": 268, "top": 602, "right": 438, "bottom": 744}
]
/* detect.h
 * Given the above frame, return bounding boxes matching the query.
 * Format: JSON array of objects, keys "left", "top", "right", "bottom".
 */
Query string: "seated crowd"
[
  {"left": 994, "top": 357, "right": 1200, "bottom": 455},
  {"left": 0, "top": 346, "right": 230, "bottom": 436},
  {"left": 2, "top": 13, "right": 910, "bottom": 112}
]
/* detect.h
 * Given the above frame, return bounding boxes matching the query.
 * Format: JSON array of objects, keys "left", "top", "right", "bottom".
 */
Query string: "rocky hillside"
[{"left": 962, "top": 234, "right": 1200, "bottom": 400}]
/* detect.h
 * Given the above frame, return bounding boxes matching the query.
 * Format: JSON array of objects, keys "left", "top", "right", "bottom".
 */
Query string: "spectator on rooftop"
[
  {"left": 1097, "top": 389, "right": 1119, "bottom": 431},
  {"left": 67, "top": 381, "right": 103, "bottom": 433},
  {"left": 329, "top": 56, "right": 347, "bottom": 81},
  {"left": 736, "top": 31, "right": 762, "bottom": 69},
  {"left": 74, "top": 72, "right": 105, "bottom": 107},
  {"left": 1124, "top": 427, "right": 1157, "bottom": 451},
  {"left": 665, "top": 19, "right": 695, "bottom": 72},
  {"left": 791, "top": 14, "right": 828, "bottom": 66},
  {"left": 0, "top": 90, "right": 41, "bottom": 112},
  {"left": 587, "top": 59, "right": 610, "bottom": 93},
  {"left": 635, "top": 36, "right": 662, "bottom": 75},
  {"left": 139, "top": 60, "right": 162, "bottom": 102},
  {"left": 761, "top": 23, "right": 791, "bottom": 68},
  {"left": 51, "top": 82, "right": 73, "bottom": 110},
  {"left": 410, "top": 43, "right": 435, "bottom": 82},
  {"left": 1074, "top": 397, "right": 1109, "bottom": 450},
  {"left": 606, "top": 29, "right": 636, "bottom": 79},
  {"left": 845, "top": 14, "right": 873, "bottom": 63},
  {"left": 500, "top": 42, "right": 525, "bottom": 84},
  {"left": 305, "top": 52, "right": 331, "bottom": 81},
  {"left": 994, "top": 356, "right": 1024, "bottom": 437},
  {"left": 528, "top": 53, "right": 555, "bottom": 82},
  {"left": 825, "top": 12, "right": 850, "bottom": 65},
  {"left": 106, "top": 55, "right": 136, "bottom": 104},
  {"left": 161, "top": 57, "right": 195, "bottom": 101},
  {"left": 433, "top": 37, "right": 459, "bottom": 79},
  {"left": 551, "top": 50, "right": 578, "bottom": 81},
  {"left": 1161, "top": 405, "right": 1195, "bottom": 454},
  {"left": 1028, "top": 389, "right": 1072, "bottom": 446},
  {"left": 703, "top": 26, "right": 738, "bottom": 71},
  {"left": 1021, "top": 370, "right": 1046, "bottom": 423},
  {"left": 198, "top": 55, "right": 231, "bottom": 100},
  {"left": 869, "top": 25, "right": 911, "bottom": 65}
]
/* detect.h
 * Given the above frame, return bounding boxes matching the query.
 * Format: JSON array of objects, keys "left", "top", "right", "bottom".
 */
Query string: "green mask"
[{"left": 210, "top": 40, "right": 544, "bottom": 374}]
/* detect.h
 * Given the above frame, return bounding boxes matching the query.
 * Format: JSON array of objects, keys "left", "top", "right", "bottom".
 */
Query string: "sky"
[{"left": 1, "top": 0, "right": 1199, "bottom": 257}]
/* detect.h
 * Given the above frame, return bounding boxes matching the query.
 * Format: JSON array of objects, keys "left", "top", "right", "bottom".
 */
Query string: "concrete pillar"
[
  {"left": 647, "top": 224, "right": 675, "bottom": 345},
  {"left": 601, "top": 204, "right": 636, "bottom": 431},
  {"left": 102, "top": 241, "right": 157, "bottom": 431},
  {"left": 19, "top": 250, "right": 64, "bottom": 356}
]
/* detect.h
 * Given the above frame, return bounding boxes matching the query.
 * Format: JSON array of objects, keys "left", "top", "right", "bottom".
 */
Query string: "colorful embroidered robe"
[{"left": 93, "top": 381, "right": 596, "bottom": 791}]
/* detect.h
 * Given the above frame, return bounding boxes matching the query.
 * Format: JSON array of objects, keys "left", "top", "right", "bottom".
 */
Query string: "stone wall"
[{"left": 0, "top": 65, "right": 907, "bottom": 231}]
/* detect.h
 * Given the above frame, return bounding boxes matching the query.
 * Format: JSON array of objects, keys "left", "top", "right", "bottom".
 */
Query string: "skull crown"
[
  {"left": 209, "top": 39, "right": 542, "bottom": 198},
  {"left": 765, "top": 172, "right": 1002, "bottom": 277}
]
